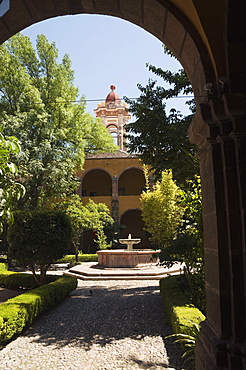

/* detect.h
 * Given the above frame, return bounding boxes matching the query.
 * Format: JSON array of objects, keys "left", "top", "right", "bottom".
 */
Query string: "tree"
[
  {"left": 140, "top": 169, "right": 183, "bottom": 248},
  {"left": 158, "top": 176, "right": 203, "bottom": 267},
  {"left": 0, "top": 33, "right": 116, "bottom": 210},
  {"left": 170, "top": 176, "right": 205, "bottom": 311},
  {"left": 0, "top": 131, "right": 25, "bottom": 234},
  {"left": 84, "top": 199, "right": 114, "bottom": 231},
  {"left": 124, "top": 53, "right": 198, "bottom": 186},
  {"left": 94, "top": 228, "right": 112, "bottom": 250},
  {"left": 50, "top": 196, "right": 114, "bottom": 258},
  {"left": 8, "top": 211, "right": 72, "bottom": 285},
  {"left": 49, "top": 195, "right": 88, "bottom": 260},
  {"left": 176, "top": 176, "right": 203, "bottom": 270},
  {"left": 154, "top": 175, "right": 205, "bottom": 311}
]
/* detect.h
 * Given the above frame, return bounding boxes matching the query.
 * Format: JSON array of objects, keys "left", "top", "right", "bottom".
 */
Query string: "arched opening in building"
[
  {"left": 82, "top": 169, "right": 112, "bottom": 197},
  {"left": 107, "top": 124, "right": 118, "bottom": 146},
  {"left": 120, "top": 209, "right": 149, "bottom": 249},
  {"left": 2, "top": 3, "right": 243, "bottom": 369},
  {"left": 118, "top": 168, "right": 145, "bottom": 196}
]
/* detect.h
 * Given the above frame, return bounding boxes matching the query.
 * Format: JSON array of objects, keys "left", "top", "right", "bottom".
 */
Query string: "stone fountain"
[
  {"left": 97, "top": 234, "right": 160, "bottom": 268},
  {"left": 118, "top": 234, "right": 141, "bottom": 251}
]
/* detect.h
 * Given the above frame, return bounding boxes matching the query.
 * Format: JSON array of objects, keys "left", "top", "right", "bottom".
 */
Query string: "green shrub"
[
  {"left": 94, "top": 228, "right": 112, "bottom": 250},
  {"left": 56, "top": 254, "right": 98, "bottom": 263},
  {"left": 0, "top": 276, "right": 77, "bottom": 347},
  {"left": 0, "top": 271, "right": 57, "bottom": 289},
  {"left": 8, "top": 211, "right": 72, "bottom": 285},
  {"left": 159, "top": 276, "right": 205, "bottom": 337},
  {"left": 0, "top": 262, "right": 8, "bottom": 271},
  {"left": 160, "top": 276, "right": 205, "bottom": 369}
]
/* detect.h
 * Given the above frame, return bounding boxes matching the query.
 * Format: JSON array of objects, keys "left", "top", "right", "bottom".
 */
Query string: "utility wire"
[{"left": 0, "top": 95, "right": 195, "bottom": 106}]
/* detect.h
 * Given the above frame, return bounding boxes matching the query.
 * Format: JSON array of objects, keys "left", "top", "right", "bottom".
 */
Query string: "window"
[
  {"left": 111, "top": 132, "right": 118, "bottom": 145},
  {"left": 118, "top": 187, "right": 126, "bottom": 196}
]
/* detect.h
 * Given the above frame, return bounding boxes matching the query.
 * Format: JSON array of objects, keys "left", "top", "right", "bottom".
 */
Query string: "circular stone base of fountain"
[{"left": 97, "top": 249, "right": 160, "bottom": 268}]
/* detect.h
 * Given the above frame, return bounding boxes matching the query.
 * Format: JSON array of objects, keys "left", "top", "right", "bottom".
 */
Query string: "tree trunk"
[{"left": 30, "top": 263, "right": 41, "bottom": 286}]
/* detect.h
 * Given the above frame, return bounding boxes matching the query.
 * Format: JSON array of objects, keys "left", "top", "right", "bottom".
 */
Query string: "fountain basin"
[
  {"left": 118, "top": 237, "right": 140, "bottom": 251},
  {"left": 97, "top": 249, "right": 160, "bottom": 268}
]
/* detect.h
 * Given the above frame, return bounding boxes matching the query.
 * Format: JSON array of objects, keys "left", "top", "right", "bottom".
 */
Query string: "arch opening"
[
  {"left": 0, "top": 0, "right": 212, "bottom": 103},
  {"left": 120, "top": 209, "right": 149, "bottom": 249},
  {"left": 0, "top": 4, "right": 228, "bottom": 369},
  {"left": 118, "top": 168, "right": 145, "bottom": 196},
  {"left": 82, "top": 169, "right": 112, "bottom": 197}
]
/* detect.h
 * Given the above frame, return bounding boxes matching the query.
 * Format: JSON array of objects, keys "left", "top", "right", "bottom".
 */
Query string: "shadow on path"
[{"left": 24, "top": 282, "right": 183, "bottom": 369}]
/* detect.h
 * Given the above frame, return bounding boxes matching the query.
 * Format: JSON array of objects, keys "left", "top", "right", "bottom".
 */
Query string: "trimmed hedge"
[
  {"left": 159, "top": 276, "right": 205, "bottom": 337},
  {"left": 0, "top": 263, "right": 8, "bottom": 272},
  {"left": 56, "top": 254, "right": 98, "bottom": 264},
  {"left": 0, "top": 271, "right": 58, "bottom": 289},
  {"left": 0, "top": 275, "right": 77, "bottom": 347}
]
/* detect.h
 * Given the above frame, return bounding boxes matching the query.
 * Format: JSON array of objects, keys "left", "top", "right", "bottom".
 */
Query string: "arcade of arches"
[
  {"left": 77, "top": 156, "right": 149, "bottom": 249},
  {"left": 1, "top": 1, "right": 246, "bottom": 369},
  {"left": 78, "top": 84, "right": 150, "bottom": 251}
]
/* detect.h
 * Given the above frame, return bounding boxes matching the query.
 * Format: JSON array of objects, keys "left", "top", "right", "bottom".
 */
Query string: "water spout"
[{"left": 119, "top": 234, "right": 141, "bottom": 251}]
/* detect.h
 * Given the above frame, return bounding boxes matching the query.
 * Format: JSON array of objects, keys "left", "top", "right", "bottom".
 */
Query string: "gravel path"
[{"left": 0, "top": 279, "right": 184, "bottom": 370}]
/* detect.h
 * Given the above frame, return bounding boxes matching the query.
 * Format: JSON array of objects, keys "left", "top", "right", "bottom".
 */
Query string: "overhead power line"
[{"left": 0, "top": 95, "right": 195, "bottom": 107}]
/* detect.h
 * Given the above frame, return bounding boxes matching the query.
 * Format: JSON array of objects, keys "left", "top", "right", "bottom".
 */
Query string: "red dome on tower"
[{"left": 106, "top": 85, "right": 121, "bottom": 104}]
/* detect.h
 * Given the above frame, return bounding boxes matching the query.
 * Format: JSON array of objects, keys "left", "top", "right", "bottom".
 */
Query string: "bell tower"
[{"left": 94, "top": 85, "right": 131, "bottom": 151}]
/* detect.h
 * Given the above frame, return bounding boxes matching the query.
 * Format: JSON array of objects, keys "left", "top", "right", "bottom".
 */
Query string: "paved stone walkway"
[{"left": 0, "top": 279, "right": 184, "bottom": 370}]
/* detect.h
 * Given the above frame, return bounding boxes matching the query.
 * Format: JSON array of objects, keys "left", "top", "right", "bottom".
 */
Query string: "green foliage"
[
  {"left": 124, "top": 55, "right": 198, "bottom": 186},
  {"left": 160, "top": 176, "right": 205, "bottom": 312},
  {"left": 84, "top": 199, "right": 114, "bottom": 230},
  {"left": 178, "top": 176, "right": 203, "bottom": 251},
  {"left": 160, "top": 276, "right": 205, "bottom": 369},
  {"left": 50, "top": 195, "right": 89, "bottom": 257},
  {"left": 8, "top": 211, "right": 72, "bottom": 285},
  {"left": 0, "top": 262, "right": 8, "bottom": 271},
  {"left": 104, "top": 222, "right": 127, "bottom": 248},
  {"left": 0, "top": 131, "right": 25, "bottom": 232},
  {"left": 0, "top": 33, "right": 116, "bottom": 210},
  {"left": 146, "top": 61, "right": 193, "bottom": 98},
  {"left": 0, "top": 276, "right": 77, "bottom": 347},
  {"left": 50, "top": 196, "right": 113, "bottom": 257},
  {"left": 0, "top": 270, "right": 57, "bottom": 289},
  {"left": 166, "top": 322, "right": 201, "bottom": 369},
  {"left": 56, "top": 254, "right": 98, "bottom": 264},
  {"left": 94, "top": 228, "right": 112, "bottom": 250},
  {"left": 140, "top": 170, "right": 183, "bottom": 248},
  {"left": 160, "top": 276, "right": 205, "bottom": 335}
]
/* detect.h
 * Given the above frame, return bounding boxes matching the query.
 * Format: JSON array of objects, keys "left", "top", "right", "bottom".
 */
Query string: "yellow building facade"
[{"left": 77, "top": 86, "right": 150, "bottom": 248}]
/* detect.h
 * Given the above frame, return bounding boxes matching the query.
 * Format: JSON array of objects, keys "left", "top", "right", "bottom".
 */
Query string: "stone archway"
[
  {"left": 81, "top": 169, "right": 112, "bottom": 197},
  {"left": 0, "top": 1, "right": 212, "bottom": 96},
  {"left": 118, "top": 167, "right": 145, "bottom": 196},
  {"left": 1, "top": 2, "right": 246, "bottom": 369},
  {"left": 120, "top": 208, "right": 149, "bottom": 249}
]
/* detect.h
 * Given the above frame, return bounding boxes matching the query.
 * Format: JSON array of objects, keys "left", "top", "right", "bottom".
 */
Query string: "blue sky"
[{"left": 22, "top": 14, "right": 192, "bottom": 119}]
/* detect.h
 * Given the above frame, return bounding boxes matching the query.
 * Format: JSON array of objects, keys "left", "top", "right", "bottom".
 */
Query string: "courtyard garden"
[{"left": 0, "top": 32, "right": 205, "bottom": 369}]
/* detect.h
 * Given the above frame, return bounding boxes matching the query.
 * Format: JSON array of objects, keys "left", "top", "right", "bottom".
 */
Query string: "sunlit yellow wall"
[
  {"left": 77, "top": 156, "right": 143, "bottom": 179},
  {"left": 119, "top": 196, "right": 141, "bottom": 216},
  {"left": 78, "top": 156, "right": 145, "bottom": 217}
]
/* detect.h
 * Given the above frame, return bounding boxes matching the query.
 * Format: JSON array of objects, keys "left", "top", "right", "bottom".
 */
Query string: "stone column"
[
  {"left": 190, "top": 94, "right": 246, "bottom": 369},
  {"left": 111, "top": 175, "right": 119, "bottom": 223}
]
